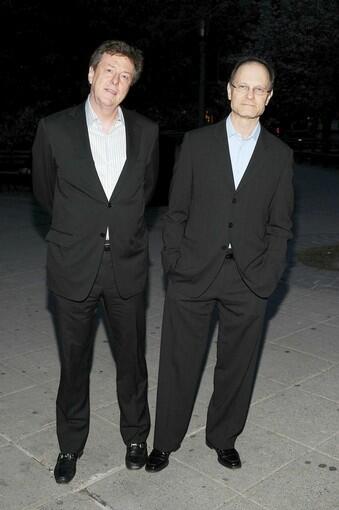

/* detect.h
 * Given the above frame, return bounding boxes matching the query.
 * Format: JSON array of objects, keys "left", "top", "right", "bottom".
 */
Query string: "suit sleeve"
[
  {"left": 32, "top": 119, "right": 57, "bottom": 215},
  {"left": 161, "top": 132, "right": 193, "bottom": 273},
  {"left": 265, "top": 149, "right": 294, "bottom": 280},
  {"left": 144, "top": 124, "right": 159, "bottom": 204}
]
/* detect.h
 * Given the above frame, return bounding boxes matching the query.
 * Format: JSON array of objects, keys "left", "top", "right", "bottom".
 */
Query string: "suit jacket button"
[
  {"left": 108, "top": 202, "right": 112, "bottom": 208},
  {"left": 232, "top": 197, "right": 237, "bottom": 204},
  {"left": 228, "top": 222, "right": 233, "bottom": 228}
]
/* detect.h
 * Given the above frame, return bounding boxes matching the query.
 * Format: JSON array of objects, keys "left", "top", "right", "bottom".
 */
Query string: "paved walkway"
[{"left": 0, "top": 163, "right": 338, "bottom": 510}]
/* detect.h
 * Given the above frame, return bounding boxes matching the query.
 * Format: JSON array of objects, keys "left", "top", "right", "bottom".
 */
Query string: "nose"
[
  {"left": 246, "top": 87, "right": 254, "bottom": 99},
  {"left": 110, "top": 72, "right": 119, "bottom": 85}
]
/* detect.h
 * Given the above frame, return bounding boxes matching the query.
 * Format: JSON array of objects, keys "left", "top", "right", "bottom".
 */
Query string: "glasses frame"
[{"left": 230, "top": 82, "right": 272, "bottom": 97}]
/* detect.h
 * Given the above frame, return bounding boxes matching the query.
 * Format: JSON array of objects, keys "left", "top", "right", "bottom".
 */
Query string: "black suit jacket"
[
  {"left": 32, "top": 103, "right": 159, "bottom": 300},
  {"left": 162, "top": 120, "right": 294, "bottom": 298}
]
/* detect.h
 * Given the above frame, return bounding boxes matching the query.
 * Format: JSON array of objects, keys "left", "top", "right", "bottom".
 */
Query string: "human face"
[
  {"left": 227, "top": 62, "right": 273, "bottom": 121},
  {"left": 88, "top": 52, "right": 135, "bottom": 113}
]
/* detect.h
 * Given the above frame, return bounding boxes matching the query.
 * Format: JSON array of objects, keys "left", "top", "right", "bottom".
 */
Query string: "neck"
[
  {"left": 230, "top": 112, "right": 259, "bottom": 138},
  {"left": 89, "top": 96, "right": 119, "bottom": 131}
]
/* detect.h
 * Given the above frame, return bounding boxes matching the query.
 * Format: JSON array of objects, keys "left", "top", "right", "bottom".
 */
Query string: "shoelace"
[{"left": 59, "top": 453, "right": 76, "bottom": 460}]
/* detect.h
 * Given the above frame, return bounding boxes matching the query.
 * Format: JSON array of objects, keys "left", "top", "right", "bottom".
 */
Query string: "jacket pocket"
[{"left": 45, "top": 228, "right": 75, "bottom": 247}]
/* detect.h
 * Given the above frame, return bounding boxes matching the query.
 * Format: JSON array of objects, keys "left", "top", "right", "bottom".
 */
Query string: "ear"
[
  {"left": 265, "top": 89, "right": 273, "bottom": 106},
  {"left": 88, "top": 66, "right": 94, "bottom": 85},
  {"left": 227, "top": 82, "right": 232, "bottom": 101}
]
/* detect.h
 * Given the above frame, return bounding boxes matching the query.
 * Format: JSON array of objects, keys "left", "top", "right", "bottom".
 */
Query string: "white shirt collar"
[
  {"left": 226, "top": 115, "right": 260, "bottom": 141},
  {"left": 85, "top": 96, "right": 124, "bottom": 130}
]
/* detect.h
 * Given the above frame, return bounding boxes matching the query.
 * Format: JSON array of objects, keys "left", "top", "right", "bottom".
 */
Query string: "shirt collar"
[
  {"left": 226, "top": 114, "right": 260, "bottom": 141},
  {"left": 85, "top": 96, "right": 124, "bottom": 129}
]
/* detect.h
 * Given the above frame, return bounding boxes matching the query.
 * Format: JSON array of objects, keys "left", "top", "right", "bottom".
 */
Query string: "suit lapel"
[
  {"left": 109, "top": 108, "right": 140, "bottom": 201},
  {"left": 69, "top": 104, "right": 142, "bottom": 203},
  {"left": 213, "top": 118, "right": 270, "bottom": 193},
  {"left": 236, "top": 127, "right": 267, "bottom": 192},
  {"left": 212, "top": 120, "right": 235, "bottom": 190},
  {"left": 69, "top": 104, "right": 108, "bottom": 201}
]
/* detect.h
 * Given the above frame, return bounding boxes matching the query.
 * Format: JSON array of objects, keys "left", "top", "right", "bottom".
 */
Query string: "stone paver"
[
  {"left": 245, "top": 451, "right": 339, "bottom": 510},
  {"left": 0, "top": 163, "right": 339, "bottom": 509}
]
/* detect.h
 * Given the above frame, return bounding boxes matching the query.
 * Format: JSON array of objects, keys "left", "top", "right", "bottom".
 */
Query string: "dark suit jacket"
[
  {"left": 162, "top": 119, "right": 294, "bottom": 298},
  {"left": 32, "top": 103, "right": 159, "bottom": 300}
]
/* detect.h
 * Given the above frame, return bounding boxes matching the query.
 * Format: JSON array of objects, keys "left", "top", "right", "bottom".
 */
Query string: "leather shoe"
[
  {"left": 54, "top": 451, "right": 82, "bottom": 483},
  {"left": 125, "top": 442, "right": 148, "bottom": 469},
  {"left": 216, "top": 448, "right": 241, "bottom": 469},
  {"left": 145, "top": 448, "right": 170, "bottom": 472}
]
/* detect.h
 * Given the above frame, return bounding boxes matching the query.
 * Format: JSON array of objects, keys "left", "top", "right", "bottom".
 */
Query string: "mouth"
[{"left": 105, "top": 88, "right": 118, "bottom": 96}]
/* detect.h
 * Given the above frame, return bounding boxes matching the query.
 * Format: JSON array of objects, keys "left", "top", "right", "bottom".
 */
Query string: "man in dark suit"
[
  {"left": 32, "top": 40, "right": 158, "bottom": 483},
  {"left": 146, "top": 57, "right": 293, "bottom": 472}
]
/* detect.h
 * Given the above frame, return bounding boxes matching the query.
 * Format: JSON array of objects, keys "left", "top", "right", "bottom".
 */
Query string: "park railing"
[
  {"left": 282, "top": 132, "right": 339, "bottom": 167},
  {"left": 0, "top": 131, "right": 338, "bottom": 196},
  {"left": 0, "top": 149, "right": 32, "bottom": 190}
]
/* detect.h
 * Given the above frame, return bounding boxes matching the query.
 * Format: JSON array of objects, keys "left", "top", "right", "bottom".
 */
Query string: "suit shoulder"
[
  {"left": 187, "top": 122, "right": 220, "bottom": 137},
  {"left": 262, "top": 128, "right": 292, "bottom": 156},
  {"left": 39, "top": 104, "right": 81, "bottom": 129},
  {"left": 42, "top": 105, "right": 80, "bottom": 123},
  {"left": 123, "top": 108, "right": 158, "bottom": 132},
  {"left": 183, "top": 121, "right": 222, "bottom": 144}
]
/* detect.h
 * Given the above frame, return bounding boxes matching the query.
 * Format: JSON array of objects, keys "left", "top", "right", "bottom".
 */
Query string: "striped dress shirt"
[{"left": 85, "top": 98, "right": 127, "bottom": 239}]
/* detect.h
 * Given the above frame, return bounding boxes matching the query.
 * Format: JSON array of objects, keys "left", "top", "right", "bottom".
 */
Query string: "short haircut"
[
  {"left": 89, "top": 40, "right": 143, "bottom": 84},
  {"left": 229, "top": 56, "right": 275, "bottom": 90}
]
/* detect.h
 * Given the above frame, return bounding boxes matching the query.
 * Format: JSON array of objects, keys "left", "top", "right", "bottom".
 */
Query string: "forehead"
[
  {"left": 233, "top": 62, "right": 270, "bottom": 84},
  {"left": 98, "top": 52, "right": 135, "bottom": 72}
]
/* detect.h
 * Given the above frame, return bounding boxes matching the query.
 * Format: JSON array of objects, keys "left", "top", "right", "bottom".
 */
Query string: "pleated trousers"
[{"left": 154, "top": 257, "right": 267, "bottom": 452}]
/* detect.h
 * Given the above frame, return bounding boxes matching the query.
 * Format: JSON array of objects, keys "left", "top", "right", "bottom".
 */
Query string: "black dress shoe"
[
  {"left": 145, "top": 448, "right": 170, "bottom": 472},
  {"left": 216, "top": 448, "right": 241, "bottom": 469},
  {"left": 54, "top": 451, "right": 82, "bottom": 483},
  {"left": 125, "top": 442, "right": 148, "bottom": 469}
]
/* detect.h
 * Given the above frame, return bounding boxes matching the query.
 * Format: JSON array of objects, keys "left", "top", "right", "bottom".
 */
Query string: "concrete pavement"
[{"left": 0, "top": 163, "right": 338, "bottom": 509}]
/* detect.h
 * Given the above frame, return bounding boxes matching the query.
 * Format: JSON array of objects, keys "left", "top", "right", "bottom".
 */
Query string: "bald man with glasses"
[{"left": 146, "top": 56, "right": 294, "bottom": 473}]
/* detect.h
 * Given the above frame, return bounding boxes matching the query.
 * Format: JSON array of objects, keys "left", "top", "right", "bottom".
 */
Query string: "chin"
[{"left": 239, "top": 112, "right": 256, "bottom": 118}]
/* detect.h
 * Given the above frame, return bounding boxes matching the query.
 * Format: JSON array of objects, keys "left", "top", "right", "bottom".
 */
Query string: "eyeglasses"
[{"left": 231, "top": 83, "right": 271, "bottom": 97}]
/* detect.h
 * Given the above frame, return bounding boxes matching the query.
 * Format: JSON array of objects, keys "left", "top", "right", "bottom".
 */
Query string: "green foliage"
[
  {"left": 240, "top": 0, "right": 339, "bottom": 128},
  {"left": 0, "top": 102, "right": 51, "bottom": 150}
]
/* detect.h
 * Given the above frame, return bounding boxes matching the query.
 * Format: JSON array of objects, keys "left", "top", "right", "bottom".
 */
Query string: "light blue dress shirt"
[{"left": 226, "top": 115, "right": 261, "bottom": 189}]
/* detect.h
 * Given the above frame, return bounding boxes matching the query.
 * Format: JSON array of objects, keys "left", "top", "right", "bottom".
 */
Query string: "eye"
[
  {"left": 121, "top": 73, "right": 130, "bottom": 82},
  {"left": 254, "top": 87, "right": 266, "bottom": 95},
  {"left": 238, "top": 84, "right": 248, "bottom": 92}
]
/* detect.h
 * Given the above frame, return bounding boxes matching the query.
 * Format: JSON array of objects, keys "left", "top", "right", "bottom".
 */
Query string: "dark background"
[{"left": 1, "top": 0, "right": 339, "bottom": 201}]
